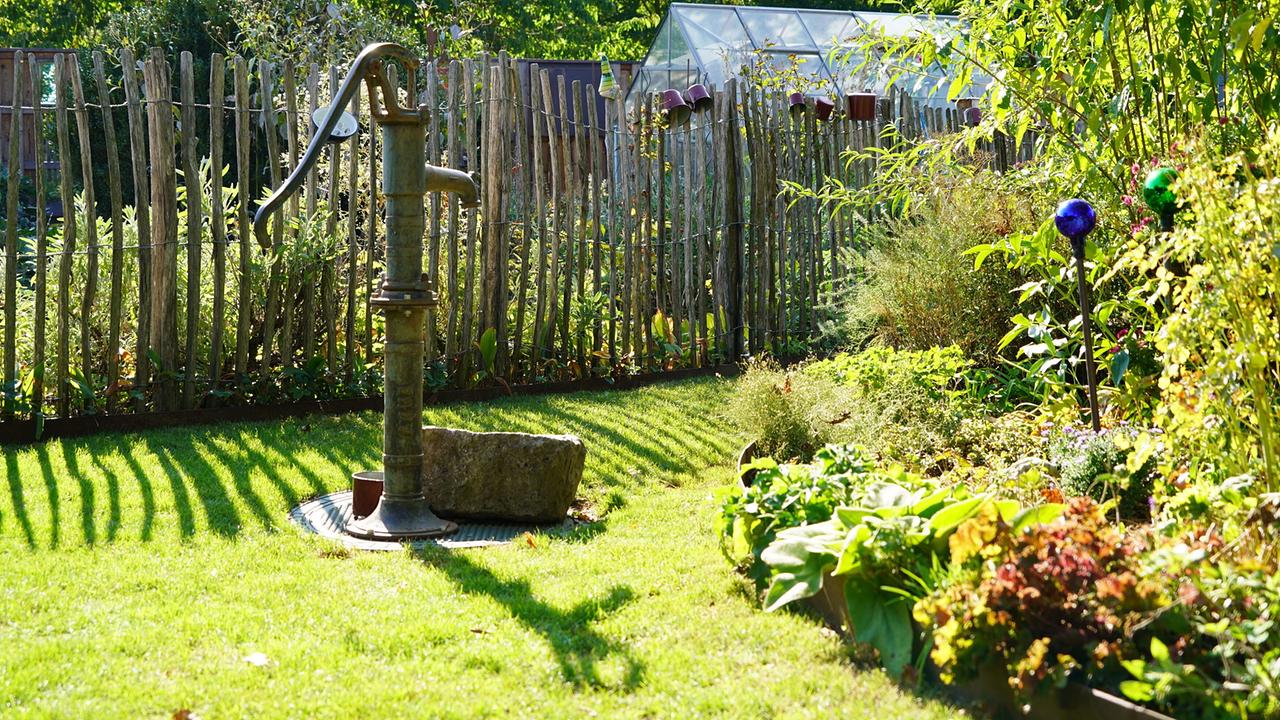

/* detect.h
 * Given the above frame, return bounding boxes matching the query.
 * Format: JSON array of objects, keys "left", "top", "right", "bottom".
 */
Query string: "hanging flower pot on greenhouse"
[{"left": 846, "top": 93, "right": 876, "bottom": 121}]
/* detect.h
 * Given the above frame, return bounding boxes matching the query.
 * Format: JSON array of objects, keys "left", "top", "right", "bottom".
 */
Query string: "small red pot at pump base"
[{"left": 351, "top": 470, "right": 384, "bottom": 520}]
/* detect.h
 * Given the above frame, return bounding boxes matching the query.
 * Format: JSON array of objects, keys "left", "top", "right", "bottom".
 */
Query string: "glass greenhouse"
[{"left": 628, "top": 3, "right": 982, "bottom": 109}]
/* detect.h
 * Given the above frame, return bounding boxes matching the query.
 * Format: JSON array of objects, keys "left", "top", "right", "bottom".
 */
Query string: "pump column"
[{"left": 345, "top": 77, "right": 456, "bottom": 540}]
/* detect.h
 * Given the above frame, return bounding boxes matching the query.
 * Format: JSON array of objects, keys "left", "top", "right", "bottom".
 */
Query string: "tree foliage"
[
  {"left": 0, "top": 0, "right": 126, "bottom": 48},
  {"left": 4, "top": 0, "right": 909, "bottom": 60}
]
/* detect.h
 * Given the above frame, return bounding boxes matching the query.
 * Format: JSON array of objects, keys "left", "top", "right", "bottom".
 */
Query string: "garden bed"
[
  {"left": 720, "top": 344, "right": 1279, "bottom": 720},
  {"left": 802, "top": 574, "right": 1174, "bottom": 720}
]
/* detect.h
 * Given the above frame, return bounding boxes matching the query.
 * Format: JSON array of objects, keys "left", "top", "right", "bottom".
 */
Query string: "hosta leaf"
[
  {"left": 762, "top": 562, "right": 828, "bottom": 612},
  {"left": 761, "top": 524, "right": 842, "bottom": 611},
  {"left": 835, "top": 506, "right": 872, "bottom": 529},
  {"left": 910, "top": 487, "right": 952, "bottom": 517},
  {"left": 864, "top": 483, "right": 915, "bottom": 510},
  {"left": 994, "top": 500, "right": 1021, "bottom": 522},
  {"left": 834, "top": 523, "right": 872, "bottom": 576},
  {"left": 1012, "top": 504, "right": 1066, "bottom": 532},
  {"left": 929, "top": 496, "right": 986, "bottom": 535},
  {"left": 844, "top": 581, "right": 914, "bottom": 678}
]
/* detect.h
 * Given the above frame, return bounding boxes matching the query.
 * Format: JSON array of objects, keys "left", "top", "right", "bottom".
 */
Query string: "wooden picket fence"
[{"left": 0, "top": 47, "right": 1035, "bottom": 427}]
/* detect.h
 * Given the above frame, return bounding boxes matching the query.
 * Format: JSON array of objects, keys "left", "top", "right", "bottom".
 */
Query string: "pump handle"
[{"left": 252, "top": 43, "right": 418, "bottom": 248}]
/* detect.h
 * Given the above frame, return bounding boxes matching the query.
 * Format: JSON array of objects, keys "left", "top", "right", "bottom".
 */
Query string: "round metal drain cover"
[{"left": 289, "top": 491, "right": 575, "bottom": 551}]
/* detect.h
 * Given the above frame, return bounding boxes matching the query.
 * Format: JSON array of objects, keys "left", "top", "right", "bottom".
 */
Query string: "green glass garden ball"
[{"left": 1143, "top": 167, "right": 1178, "bottom": 216}]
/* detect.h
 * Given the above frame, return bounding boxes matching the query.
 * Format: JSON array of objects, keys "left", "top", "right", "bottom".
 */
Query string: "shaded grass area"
[{"left": 0, "top": 377, "right": 964, "bottom": 718}]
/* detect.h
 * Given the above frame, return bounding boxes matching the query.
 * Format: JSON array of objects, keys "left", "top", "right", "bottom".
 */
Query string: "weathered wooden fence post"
[
  {"left": 179, "top": 51, "right": 203, "bottom": 408},
  {"left": 144, "top": 49, "right": 179, "bottom": 411},
  {"left": 93, "top": 51, "right": 126, "bottom": 412},
  {"left": 3, "top": 52, "right": 22, "bottom": 420},
  {"left": 27, "top": 58, "right": 49, "bottom": 419},
  {"left": 53, "top": 54, "right": 76, "bottom": 417}
]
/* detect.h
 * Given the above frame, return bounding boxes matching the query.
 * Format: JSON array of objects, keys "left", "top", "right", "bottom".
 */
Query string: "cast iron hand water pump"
[{"left": 254, "top": 43, "right": 479, "bottom": 540}]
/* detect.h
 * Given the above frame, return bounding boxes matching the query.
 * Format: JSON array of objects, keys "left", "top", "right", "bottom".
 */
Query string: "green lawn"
[{"left": 0, "top": 377, "right": 964, "bottom": 718}]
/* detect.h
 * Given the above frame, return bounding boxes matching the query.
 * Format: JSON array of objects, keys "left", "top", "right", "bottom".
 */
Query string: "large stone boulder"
[{"left": 420, "top": 426, "right": 586, "bottom": 523}]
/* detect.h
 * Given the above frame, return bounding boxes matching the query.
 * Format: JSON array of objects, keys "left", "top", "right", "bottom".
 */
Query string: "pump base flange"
[{"left": 345, "top": 496, "right": 458, "bottom": 540}]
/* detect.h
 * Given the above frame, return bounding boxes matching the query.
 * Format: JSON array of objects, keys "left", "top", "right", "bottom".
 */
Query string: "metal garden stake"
[
  {"left": 254, "top": 43, "right": 480, "bottom": 540},
  {"left": 1054, "top": 198, "right": 1102, "bottom": 432}
]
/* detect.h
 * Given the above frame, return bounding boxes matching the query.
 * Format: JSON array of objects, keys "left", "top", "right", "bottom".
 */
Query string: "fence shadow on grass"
[
  {"left": 3, "top": 450, "right": 36, "bottom": 548},
  {"left": 0, "top": 378, "right": 736, "bottom": 549},
  {"left": 413, "top": 547, "right": 645, "bottom": 690}
]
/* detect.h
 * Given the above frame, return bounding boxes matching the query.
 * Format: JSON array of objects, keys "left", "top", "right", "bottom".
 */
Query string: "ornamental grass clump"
[
  {"left": 724, "top": 358, "right": 833, "bottom": 462},
  {"left": 830, "top": 171, "right": 1034, "bottom": 363}
]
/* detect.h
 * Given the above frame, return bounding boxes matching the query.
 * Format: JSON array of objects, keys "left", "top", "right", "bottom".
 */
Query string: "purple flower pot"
[
  {"left": 846, "top": 93, "right": 876, "bottom": 121},
  {"left": 963, "top": 106, "right": 982, "bottom": 127},
  {"left": 814, "top": 96, "right": 835, "bottom": 121},
  {"left": 789, "top": 92, "right": 807, "bottom": 118},
  {"left": 661, "top": 88, "right": 691, "bottom": 126},
  {"left": 685, "top": 84, "right": 713, "bottom": 113}
]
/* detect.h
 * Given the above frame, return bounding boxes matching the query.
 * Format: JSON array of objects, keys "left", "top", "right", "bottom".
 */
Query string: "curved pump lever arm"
[
  {"left": 252, "top": 43, "right": 412, "bottom": 248},
  {"left": 251, "top": 43, "right": 478, "bottom": 246}
]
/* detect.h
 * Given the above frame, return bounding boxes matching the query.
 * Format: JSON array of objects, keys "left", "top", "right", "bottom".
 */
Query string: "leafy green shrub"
[
  {"left": 1123, "top": 495, "right": 1280, "bottom": 719},
  {"left": 728, "top": 346, "right": 1011, "bottom": 468},
  {"left": 1047, "top": 425, "right": 1157, "bottom": 519},
  {"left": 1117, "top": 135, "right": 1280, "bottom": 490},
  {"left": 947, "top": 411, "right": 1044, "bottom": 475},
  {"left": 1122, "top": 566, "right": 1280, "bottom": 719},
  {"left": 851, "top": 0, "right": 1276, "bottom": 207},
  {"left": 719, "top": 444, "right": 1058, "bottom": 678},
  {"left": 717, "top": 445, "right": 889, "bottom": 575},
  {"left": 832, "top": 172, "right": 1035, "bottom": 363}
]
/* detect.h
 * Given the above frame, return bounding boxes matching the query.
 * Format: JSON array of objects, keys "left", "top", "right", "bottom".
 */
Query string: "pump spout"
[{"left": 426, "top": 164, "right": 480, "bottom": 208}]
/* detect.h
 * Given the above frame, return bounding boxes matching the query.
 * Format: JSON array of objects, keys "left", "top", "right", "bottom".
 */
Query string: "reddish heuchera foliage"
[{"left": 918, "top": 498, "right": 1165, "bottom": 695}]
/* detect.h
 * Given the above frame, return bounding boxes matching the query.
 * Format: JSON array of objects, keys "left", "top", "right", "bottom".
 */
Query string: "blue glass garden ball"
[{"left": 1054, "top": 198, "right": 1097, "bottom": 240}]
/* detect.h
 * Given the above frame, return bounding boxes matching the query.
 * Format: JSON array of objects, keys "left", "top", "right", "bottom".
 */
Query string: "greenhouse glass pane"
[
  {"left": 853, "top": 12, "right": 921, "bottom": 38},
  {"left": 647, "top": 17, "right": 676, "bottom": 66},
  {"left": 667, "top": 14, "right": 698, "bottom": 74},
  {"left": 760, "top": 51, "right": 835, "bottom": 92},
  {"left": 668, "top": 67, "right": 699, "bottom": 90},
  {"left": 678, "top": 12, "right": 754, "bottom": 84},
  {"left": 739, "top": 9, "right": 816, "bottom": 50},
  {"left": 636, "top": 68, "right": 670, "bottom": 98},
  {"left": 680, "top": 14, "right": 752, "bottom": 59},
  {"left": 798, "top": 12, "right": 861, "bottom": 53},
  {"left": 626, "top": 68, "right": 665, "bottom": 113},
  {"left": 674, "top": 5, "right": 751, "bottom": 47},
  {"left": 829, "top": 49, "right": 879, "bottom": 94},
  {"left": 702, "top": 62, "right": 730, "bottom": 88}
]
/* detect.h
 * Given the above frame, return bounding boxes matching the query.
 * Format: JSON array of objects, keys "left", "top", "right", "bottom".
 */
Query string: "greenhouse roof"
[{"left": 628, "top": 3, "right": 970, "bottom": 106}]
